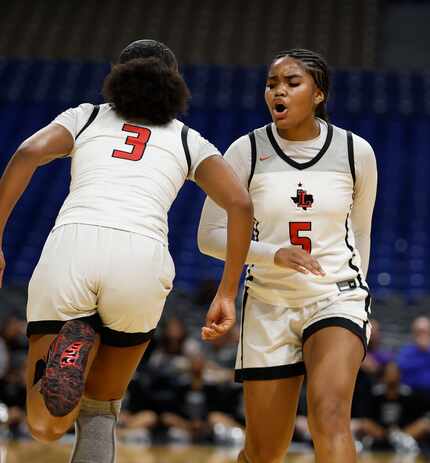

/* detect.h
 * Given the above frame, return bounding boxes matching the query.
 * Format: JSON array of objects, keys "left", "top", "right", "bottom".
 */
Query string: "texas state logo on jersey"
[
  {"left": 245, "top": 122, "right": 369, "bottom": 307},
  {"left": 291, "top": 183, "right": 314, "bottom": 211}
]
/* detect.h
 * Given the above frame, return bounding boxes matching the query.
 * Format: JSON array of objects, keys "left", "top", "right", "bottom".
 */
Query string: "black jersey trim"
[
  {"left": 347, "top": 131, "right": 356, "bottom": 185},
  {"left": 248, "top": 131, "right": 257, "bottom": 187},
  {"left": 244, "top": 219, "right": 260, "bottom": 285},
  {"left": 181, "top": 124, "right": 192, "bottom": 175},
  {"left": 235, "top": 362, "right": 305, "bottom": 382},
  {"left": 362, "top": 295, "right": 371, "bottom": 355},
  {"left": 75, "top": 105, "right": 100, "bottom": 140},
  {"left": 240, "top": 287, "right": 250, "bottom": 370},
  {"left": 266, "top": 123, "right": 333, "bottom": 170},
  {"left": 344, "top": 212, "right": 370, "bottom": 295}
]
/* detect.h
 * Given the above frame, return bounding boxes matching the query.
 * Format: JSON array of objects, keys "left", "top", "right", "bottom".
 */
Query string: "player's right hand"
[
  {"left": 201, "top": 294, "right": 236, "bottom": 341},
  {"left": 0, "top": 249, "right": 5, "bottom": 287},
  {"left": 274, "top": 247, "right": 325, "bottom": 276}
]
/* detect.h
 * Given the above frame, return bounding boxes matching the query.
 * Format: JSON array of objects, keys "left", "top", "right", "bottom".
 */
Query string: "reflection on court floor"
[{"left": 0, "top": 442, "right": 427, "bottom": 463}]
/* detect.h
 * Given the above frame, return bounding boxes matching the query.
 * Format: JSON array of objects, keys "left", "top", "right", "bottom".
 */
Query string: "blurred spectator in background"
[
  {"left": 362, "top": 319, "right": 393, "bottom": 377},
  {"left": 353, "top": 318, "right": 393, "bottom": 418},
  {"left": 0, "top": 356, "right": 28, "bottom": 439},
  {"left": 117, "top": 316, "right": 244, "bottom": 446},
  {"left": 117, "top": 371, "right": 158, "bottom": 445},
  {"left": 397, "top": 316, "right": 430, "bottom": 400},
  {"left": 202, "top": 325, "right": 238, "bottom": 380},
  {"left": 160, "top": 352, "right": 213, "bottom": 442},
  {"left": 358, "top": 362, "right": 430, "bottom": 453},
  {"left": 0, "top": 315, "right": 28, "bottom": 440},
  {"left": 0, "top": 315, "right": 27, "bottom": 355},
  {"left": 160, "top": 352, "right": 243, "bottom": 445},
  {"left": 144, "top": 317, "right": 199, "bottom": 418},
  {"left": 0, "top": 335, "right": 9, "bottom": 380}
]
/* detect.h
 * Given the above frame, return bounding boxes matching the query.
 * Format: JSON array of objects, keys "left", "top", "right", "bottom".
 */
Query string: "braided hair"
[{"left": 274, "top": 49, "right": 330, "bottom": 122}]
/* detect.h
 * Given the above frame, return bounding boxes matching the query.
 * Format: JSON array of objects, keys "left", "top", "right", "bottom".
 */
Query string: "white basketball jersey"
[
  {"left": 246, "top": 123, "right": 369, "bottom": 306},
  {"left": 52, "top": 103, "right": 220, "bottom": 244}
]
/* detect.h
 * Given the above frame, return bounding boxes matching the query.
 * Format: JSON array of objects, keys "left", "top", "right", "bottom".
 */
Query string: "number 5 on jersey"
[
  {"left": 112, "top": 124, "right": 151, "bottom": 161},
  {"left": 289, "top": 222, "right": 312, "bottom": 253}
]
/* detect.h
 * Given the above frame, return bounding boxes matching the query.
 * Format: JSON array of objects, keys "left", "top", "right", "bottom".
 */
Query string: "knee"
[
  {"left": 246, "top": 442, "right": 286, "bottom": 463},
  {"left": 308, "top": 395, "right": 350, "bottom": 436},
  {"left": 27, "top": 412, "right": 71, "bottom": 443},
  {"left": 27, "top": 419, "right": 68, "bottom": 443}
]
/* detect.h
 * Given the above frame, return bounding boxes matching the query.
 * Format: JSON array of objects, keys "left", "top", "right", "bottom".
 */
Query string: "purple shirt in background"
[{"left": 397, "top": 344, "right": 430, "bottom": 392}]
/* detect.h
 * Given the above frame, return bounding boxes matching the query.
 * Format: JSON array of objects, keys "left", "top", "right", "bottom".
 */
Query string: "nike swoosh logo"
[{"left": 259, "top": 154, "right": 273, "bottom": 161}]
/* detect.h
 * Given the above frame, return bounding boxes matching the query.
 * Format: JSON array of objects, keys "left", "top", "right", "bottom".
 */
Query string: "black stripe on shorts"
[
  {"left": 27, "top": 314, "right": 155, "bottom": 347},
  {"left": 235, "top": 362, "right": 305, "bottom": 383},
  {"left": 27, "top": 314, "right": 103, "bottom": 337},
  {"left": 302, "top": 316, "right": 368, "bottom": 358}
]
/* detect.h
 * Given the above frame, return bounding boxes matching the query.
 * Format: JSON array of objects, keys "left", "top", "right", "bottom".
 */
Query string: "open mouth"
[{"left": 273, "top": 103, "right": 288, "bottom": 117}]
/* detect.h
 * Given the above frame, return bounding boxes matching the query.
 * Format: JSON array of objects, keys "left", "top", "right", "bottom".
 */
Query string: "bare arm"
[
  {"left": 194, "top": 155, "right": 253, "bottom": 339},
  {"left": 195, "top": 155, "right": 253, "bottom": 297},
  {"left": 0, "top": 124, "right": 74, "bottom": 286}
]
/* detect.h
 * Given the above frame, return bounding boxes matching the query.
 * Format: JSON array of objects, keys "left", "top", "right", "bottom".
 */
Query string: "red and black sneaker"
[{"left": 41, "top": 319, "right": 96, "bottom": 417}]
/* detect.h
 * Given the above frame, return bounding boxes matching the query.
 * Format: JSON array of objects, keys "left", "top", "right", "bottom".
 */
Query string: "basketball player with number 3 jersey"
[
  {"left": 0, "top": 40, "right": 253, "bottom": 462},
  {"left": 198, "top": 49, "right": 377, "bottom": 462}
]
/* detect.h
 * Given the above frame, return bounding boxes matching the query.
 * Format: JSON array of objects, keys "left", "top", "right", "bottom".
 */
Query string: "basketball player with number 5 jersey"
[
  {"left": 0, "top": 40, "right": 253, "bottom": 463},
  {"left": 198, "top": 49, "right": 377, "bottom": 462}
]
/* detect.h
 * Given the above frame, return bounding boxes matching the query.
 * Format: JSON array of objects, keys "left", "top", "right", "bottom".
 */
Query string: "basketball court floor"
[{"left": 1, "top": 441, "right": 427, "bottom": 463}]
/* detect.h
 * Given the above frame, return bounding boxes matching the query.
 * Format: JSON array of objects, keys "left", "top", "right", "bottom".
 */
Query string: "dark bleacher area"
[{"left": 0, "top": 0, "right": 379, "bottom": 68}]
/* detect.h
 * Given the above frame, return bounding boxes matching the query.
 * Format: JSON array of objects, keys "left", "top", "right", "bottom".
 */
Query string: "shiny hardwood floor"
[{"left": 0, "top": 442, "right": 427, "bottom": 463}]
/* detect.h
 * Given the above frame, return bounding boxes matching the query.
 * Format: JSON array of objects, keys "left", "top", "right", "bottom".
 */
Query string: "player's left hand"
[{"left": 201, "top": 294, "right": 236, "bottom": 341}]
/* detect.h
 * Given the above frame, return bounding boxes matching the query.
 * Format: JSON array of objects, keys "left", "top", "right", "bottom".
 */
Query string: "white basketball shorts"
[
  {"left": 27, "top": 224, "right": 175, "bottom": 346},
  {"left": 235, "top": 286, "right": 371, "bottom": 382}
]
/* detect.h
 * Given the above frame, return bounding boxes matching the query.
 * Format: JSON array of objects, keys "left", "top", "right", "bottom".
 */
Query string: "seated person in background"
[
  {"left": 160, "top": 352, "right": 243, "bottom": 444},
  {"left": 0, "top": 334, "right": 9, "bottom": 380},
  {"left": 353, "top": 318, "right": 393, "bottom": 419},
  {"left": 358, "top": 362, "right": 430, "bottom": 451},
  {"left": 0, "top": 354, "right": 28, "bottom": 438},
  {"left": 0, "top": 315, "right": 27, "bottom": 355},
  {"left": 202, "top": 325, "right": 239, "bottom": 382},
  {"left": 145, "top": 317, "right": 199, "bottom": 417},
  {"left": 117, "top": 373, "right": 158, "bottom": 444},
  {"left": 361, "top": 319, "right": 392, "bottom": 377},
  {"left": 397, "top": 316, "right": 430, "bottom": 401}
]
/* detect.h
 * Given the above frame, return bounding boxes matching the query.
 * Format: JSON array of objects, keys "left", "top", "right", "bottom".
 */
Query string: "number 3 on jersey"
[
  {"left": 112, "top": 124, "right": 151, "bottom": 161},
  {"left": 289, "top": 222, "right": 312, "bottom": 253}
]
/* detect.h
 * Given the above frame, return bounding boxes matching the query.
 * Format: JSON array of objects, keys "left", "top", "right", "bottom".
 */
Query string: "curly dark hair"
[
  {"left": 102, "top": 57, "right": 190, "bottom": 125},
  {"left": 119, "top": 39, "right": 178, "bottom": 69},
  {"left": 273, "top": 48, "right": 330, "bottom": 122}
]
